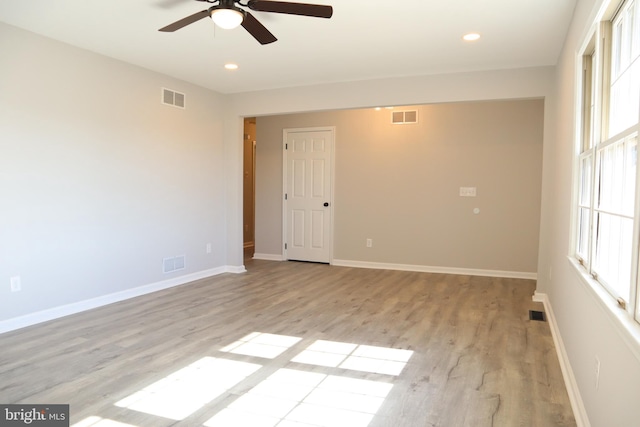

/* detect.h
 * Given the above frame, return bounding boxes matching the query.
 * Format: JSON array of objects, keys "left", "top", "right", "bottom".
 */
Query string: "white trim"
[
  {"left": 331, "top": 259, "right": 537, "bottom": 280},
  {"left": 226, "top": 265, "right": 248, "bottom": 274},
  {"left": 282, "top": 135, "right": 287, "bottom": 259},
  {"left": 0, "top": 266, "right": 244, "bottom": 335},
  {"left": 253, "top": 253, "right": 286, "bottom": 261},
  {"left": 532, "top": 291, "right": 591, "bottom": 427}
]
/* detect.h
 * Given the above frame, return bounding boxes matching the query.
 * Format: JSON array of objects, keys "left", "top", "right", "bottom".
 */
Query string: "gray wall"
[
  {"left": 0, "top": 23, "right": 227, "bottom": 322},
  {"left": 256, "top": 100, "right": 544, "bottom": 275}
]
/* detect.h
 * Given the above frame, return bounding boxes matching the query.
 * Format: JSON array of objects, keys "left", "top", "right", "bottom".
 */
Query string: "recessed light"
[
  {"left": 224, "top": 63, "right": 239, "bottom": 70},
  {"left": 463, "top": 33, "right": 481, "bottom": 41}
]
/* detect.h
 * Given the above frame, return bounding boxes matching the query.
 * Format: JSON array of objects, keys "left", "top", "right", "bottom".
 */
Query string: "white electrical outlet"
[
  {"left": 10, "top": 276, "right": 21, "bottom": 292},
  {"left": 595, "top": 356, "right": 601, "bottom": 389},
  {"left": 366, "top": 238, "right": 373, "bottom": 248},
  {"left": 206, "top": 243, "right": 212, "bottom": 254}
]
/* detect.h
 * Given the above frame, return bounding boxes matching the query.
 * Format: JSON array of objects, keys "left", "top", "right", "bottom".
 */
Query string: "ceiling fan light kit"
[
  {"left": 159, "top": 0, "right": 333, "bottom": 45},
  {"left": 210, "top": 8, "right": 245, "bottom": 29}
]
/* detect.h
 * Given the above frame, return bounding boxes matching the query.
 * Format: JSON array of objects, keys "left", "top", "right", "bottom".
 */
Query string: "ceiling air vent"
[
  {"left": 391, "top": 110, "right": 418, "bottom": 124},
  {"left": 162, "top": 88, "right": 185, "bottom": 109}
]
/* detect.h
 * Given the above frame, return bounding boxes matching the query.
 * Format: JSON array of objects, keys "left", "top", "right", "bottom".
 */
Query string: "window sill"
[{"left": 567, "top": 256, "right": 640, "bottom": 362}]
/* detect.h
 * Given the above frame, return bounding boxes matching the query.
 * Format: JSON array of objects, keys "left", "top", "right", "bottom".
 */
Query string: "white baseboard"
[
  {"left": 532, "top": 291, "right": 590, "bottom": 427},
  {"left": 226, "top": 265, "right": 248, "bottom": 273},
  {"left": 332, "top": 259, "right": 537, "bottom": 280},
  {"left": 253, "top": 253, "right": 285, "bottom": 261},
  {"left": 0, "top": 265, "right": 244, "bottom": 335}
]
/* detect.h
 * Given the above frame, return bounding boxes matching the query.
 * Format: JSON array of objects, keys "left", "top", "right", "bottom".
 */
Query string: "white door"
[{"left": 284, "top": 128, "right": 334, "bottom": 263}]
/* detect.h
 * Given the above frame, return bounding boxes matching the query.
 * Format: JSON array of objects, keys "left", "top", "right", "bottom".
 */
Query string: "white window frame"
[{"left": 572, "top": 0, "right": 640, "bottom": 327}]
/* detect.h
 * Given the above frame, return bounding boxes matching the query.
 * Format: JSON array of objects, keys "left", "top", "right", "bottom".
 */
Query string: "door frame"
[{"left": 282, "top": 126, "right": 336, "bottom": 263}]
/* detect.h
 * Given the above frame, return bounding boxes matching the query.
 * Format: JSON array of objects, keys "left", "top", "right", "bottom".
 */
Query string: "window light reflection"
[
  {"left": 96, "top": 333, "right": 410, "bottom": 426},
  {"left": 71, "top": 417, "right": 138, "bottom": 427},
  {"left": 220, "top": 332, "right": 302, "bottom": 359},
  {"left": 114, "top": 357, "right": 261, "bottom": 420},
  {"left": 292, "top": 340, "right": 413, "bottom": 375},
  {"left": 204, "top": 368, "right": 393, "bottom": 427}
]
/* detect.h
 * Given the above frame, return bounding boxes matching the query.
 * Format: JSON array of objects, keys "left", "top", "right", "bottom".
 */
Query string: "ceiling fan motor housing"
[{"left": 212, "top": 0, "right": 246, "bottom": 14}]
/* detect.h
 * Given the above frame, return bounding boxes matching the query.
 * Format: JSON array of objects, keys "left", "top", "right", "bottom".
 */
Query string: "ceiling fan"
[{"left": 159, "top": 0, "right": 333, "bottom": 45}]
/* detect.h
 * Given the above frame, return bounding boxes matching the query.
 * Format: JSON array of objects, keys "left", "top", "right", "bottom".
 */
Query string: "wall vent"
[
  {"left": 162, "top": 88, "right": 186, "bottom": 109},
  {"left": 391, "top": 110, "right": 418, "bottom": 124},
  {"left": 163, "top": 255, "right": 186, "bottom": 273}
]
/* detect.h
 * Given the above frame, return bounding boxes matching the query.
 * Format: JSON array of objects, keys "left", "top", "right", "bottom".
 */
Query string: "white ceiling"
[{"left": 0, "top": 0, "right": 576, "bottom": 94}]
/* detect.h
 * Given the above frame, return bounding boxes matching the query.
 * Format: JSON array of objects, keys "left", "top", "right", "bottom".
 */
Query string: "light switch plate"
[
  {"left": 10, "top": 276, "right": 21, "bottom": 292},
  {"left": 459, "top": 187, "right": 477, "bottom": 197}
]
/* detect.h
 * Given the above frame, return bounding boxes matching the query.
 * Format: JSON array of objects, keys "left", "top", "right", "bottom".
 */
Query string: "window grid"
[
  {"left": 575, "top": 0, "right": 640, "bottom": 323},
  {"left": 609, "top": 0, "right": 639, "bottom": 139},
  {"left": 577, "top": 153, "right": 593, "bottom": 265}
]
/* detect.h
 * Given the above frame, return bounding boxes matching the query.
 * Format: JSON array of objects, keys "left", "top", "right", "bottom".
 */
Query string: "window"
[{"left": 574, "top": 0, "right": 640, "bottom": 322}]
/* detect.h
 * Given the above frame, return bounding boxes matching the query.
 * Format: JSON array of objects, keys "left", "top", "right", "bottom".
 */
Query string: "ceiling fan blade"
[
  {"left": 247, "top": 0, "right": 333, "bottom": 18},
  {"left": 242, "top": 12, "right": 277, "bottom": 45},
  {"left": 159, "top": 9, "right": 210, "bottom": 32}
]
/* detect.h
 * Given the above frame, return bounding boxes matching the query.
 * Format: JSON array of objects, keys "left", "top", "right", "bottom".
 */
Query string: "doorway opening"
[{"left": 243, "top": 117, "right": 256, "bottom": 260}]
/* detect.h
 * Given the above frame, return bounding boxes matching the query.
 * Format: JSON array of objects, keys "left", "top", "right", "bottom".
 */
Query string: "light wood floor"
[{"left": 0, "top": 260, "right": 576, "bottom": 427}]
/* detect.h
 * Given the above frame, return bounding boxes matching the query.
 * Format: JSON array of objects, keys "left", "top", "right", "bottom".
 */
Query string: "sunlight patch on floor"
[
  {"left": 220, "top": 332, "right": 303, "bottom": 359},
  {"left": 292, "top": 340, "right": 414, "bottom": 375},
  {"left": 71, "top": 416, "right": 138, "bottom": 427},
  {"left": 203, "top": 368, "right": 393, "bottom": 427},
  {"left": 90, "top": 332, "right": 411, "bottom": 426},
  {"left": 114, "top": 357, "right": 261, "bottom": 420}
]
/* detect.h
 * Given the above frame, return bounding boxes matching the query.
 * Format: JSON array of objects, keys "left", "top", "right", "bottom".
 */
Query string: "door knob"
[{"left": 323, "top": 202, "right": 329, "bottom": 207}]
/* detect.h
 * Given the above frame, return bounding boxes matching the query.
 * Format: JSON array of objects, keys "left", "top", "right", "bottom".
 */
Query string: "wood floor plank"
[{"left": 0, "top": 260, "right": 576, "bottom": 427}]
